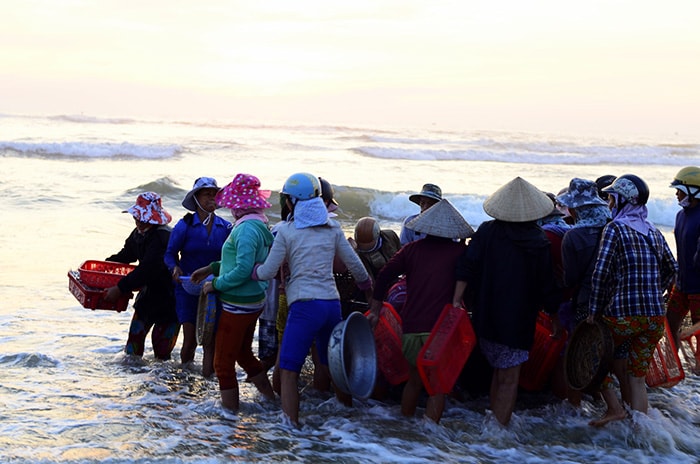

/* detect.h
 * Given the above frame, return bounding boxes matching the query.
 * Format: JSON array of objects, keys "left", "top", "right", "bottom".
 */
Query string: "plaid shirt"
[{"left": 589, "top": 222, "right": 677, "bottom": 317}]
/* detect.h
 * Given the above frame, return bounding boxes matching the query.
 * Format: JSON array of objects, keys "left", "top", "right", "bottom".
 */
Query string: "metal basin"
[{"left": 327, "top": 311, "right": 377, "bottom": 399}]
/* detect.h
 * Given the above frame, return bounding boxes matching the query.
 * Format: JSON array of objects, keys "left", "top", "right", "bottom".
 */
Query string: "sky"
[{"left": 1, "top": 0, "right": 699, "bottom": 137}]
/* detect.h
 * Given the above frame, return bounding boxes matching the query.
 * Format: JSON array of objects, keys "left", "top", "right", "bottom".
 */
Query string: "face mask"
[{"left": 679, "top": 196, "right": 691, "bottom": 208}]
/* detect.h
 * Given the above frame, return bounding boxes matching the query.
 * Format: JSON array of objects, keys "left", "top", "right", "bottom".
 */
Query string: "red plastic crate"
[
  {"left": 519, "top": 312, "right": 568, "bottom": 391},
  {"left": 78, "top": 260, "right": 135, "bottom": 289},
  {"left": 417, "top": 304, "right": 477, "bottom": 396},
  {"left": 365, "top": 303, "right": 409, "bottom": 385},
  {"left": 680, "top": 322, "right": 700, "bottom": 374},
  {"left": 646, "top": 319, "right": 685, "bottom": 388},
  {"left": 68, "top": 271, "right": 131, "bottom": 312}
]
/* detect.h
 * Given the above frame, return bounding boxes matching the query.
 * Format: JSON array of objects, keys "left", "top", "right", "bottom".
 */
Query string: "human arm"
[
  {"left": 163, "top": 219, "right": 187, "bottom": 280},
  {"left": 587, "top": 224, "right": 616, "bottom": 322},
  {"left": 366, "top": 297, "right": 383, "bottom": 329},
  {"left": 452, "top": 280, "right": 467, "bottom": 308},
  {"left": 212, "top": 226, "right": 263, "bottom": 292},
  {"left": 105, "top": 229, "right": 139, "bottom": 265},
  {"left": 252, "top": 230, "right": 287, "bottom": 282}
]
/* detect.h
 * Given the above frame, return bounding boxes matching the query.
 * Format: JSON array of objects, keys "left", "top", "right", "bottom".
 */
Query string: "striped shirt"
[{"left": 589, "top": 221, "right": 677, "bottom": 317}]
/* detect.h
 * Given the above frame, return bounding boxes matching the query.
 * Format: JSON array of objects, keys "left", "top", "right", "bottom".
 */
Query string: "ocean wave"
[
  {"left": 0, "top": 353, "right": 60, "bottom": 368},
  {"left": 48, "top": 114, "right": 138, "bottom": 125},
  {"left": 330, "top": 186, "right": 678, "bottom": 230},
  {"left": 0, "top": 141, "right": 182, "bottom": 159},
  {"left": 353, "top": 143, "right": 699, "bottom": 166}
]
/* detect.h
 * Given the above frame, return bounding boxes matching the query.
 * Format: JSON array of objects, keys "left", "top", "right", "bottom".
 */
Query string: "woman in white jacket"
[{"left": 252, "top": 172, "right": 372, "bottom": 427}]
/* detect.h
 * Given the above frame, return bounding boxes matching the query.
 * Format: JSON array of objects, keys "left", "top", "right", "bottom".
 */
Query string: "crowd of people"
[{"left": 99, "top": 165, "right": 700, "bottom": 429}]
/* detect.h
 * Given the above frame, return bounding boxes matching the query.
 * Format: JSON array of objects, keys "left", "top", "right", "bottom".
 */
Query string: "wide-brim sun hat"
[
  {"left": 182, "top": 177, "right": 220, "bottom": 211},
  {"left": 406, "top": 199, "right": 474, "bottom": 239},
  {"left": 409, "top": 183, "right": 442, "bottom": 205},
  {"left": 124, "top": 191, "right": 172, "bottom": 225},
  {"left": 483, "top": 177, "right": 553, "bottom": 222},
  {"left": 557, "top": 178, "right": 608, "bottom": 209},
  {"left": 216, "top": 173, "right": 272, "bottom": 210}
]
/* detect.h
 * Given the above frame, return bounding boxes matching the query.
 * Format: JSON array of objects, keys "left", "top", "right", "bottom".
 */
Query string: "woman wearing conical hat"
[
  {"left": 452, "top": 177, "right": 561, "bottom": 426},
  {"left": 368, "top": 199, "right": 474, "bottom": 424}
]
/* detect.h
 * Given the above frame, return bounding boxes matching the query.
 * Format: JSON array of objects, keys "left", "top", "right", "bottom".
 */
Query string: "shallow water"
[{"left": 1, "top": 114, "right": 699, "bottom": 462}]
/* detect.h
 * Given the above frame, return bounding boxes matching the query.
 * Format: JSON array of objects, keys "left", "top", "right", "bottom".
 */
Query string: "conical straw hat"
[
  {"left": 406, "top": 199, "right": 474, "bottom": 239},
  {"left": 483, "top": 177, "right": 553, "bottom": 222}
]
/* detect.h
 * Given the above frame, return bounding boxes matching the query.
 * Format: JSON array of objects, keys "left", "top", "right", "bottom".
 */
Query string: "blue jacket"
[
  {"left": 164, "top": 213, "right": 232, "bottom": 275},
  {"left": 674, "top": 204, "right": 700, "bottom": 293}
]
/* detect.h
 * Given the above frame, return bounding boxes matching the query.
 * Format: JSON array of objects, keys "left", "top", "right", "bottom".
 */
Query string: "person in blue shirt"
[
  {"left": 399, "top": 183, "right": 442, "bottom": 245},
  {"left": 164, "top": 177, "right": 231, "bottom": 377},
  {"left": 666, "top": 167, "right": 700, "bottom": 353}
]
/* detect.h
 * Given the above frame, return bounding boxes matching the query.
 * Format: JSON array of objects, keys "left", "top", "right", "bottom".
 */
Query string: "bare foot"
[{"left": 589, "top": 409, "right": 627, "bottom": 427}]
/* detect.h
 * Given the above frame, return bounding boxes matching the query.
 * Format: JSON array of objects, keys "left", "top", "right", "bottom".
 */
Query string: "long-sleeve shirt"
[
  {"left": 589, "top": 222, "right": 677, "bottom": 318},
  {"left": 373, "top": 235, "right": 466, "bottom": 334},
  {"left": 561, "top": 225, "right": 604, "bottom": 312},
  {"left": 254, "top": 220, "right": 371, "bottom": 306},
  {"left": 211, "top": 219, "right": 273, "bottom": 306},
  {"left": 106, "top": 225, "right": 177, "bottom": 324},
  {"left": 456, "top": 220, "right": 559, "bottom": 351},
  {"left": 674, "top": 204, "right": 700, "bottom": 293},
  {"left": 164, "top": 212, "right": 231, "bottom": 275}
]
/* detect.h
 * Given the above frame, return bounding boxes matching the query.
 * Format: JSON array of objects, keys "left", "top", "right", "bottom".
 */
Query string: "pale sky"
[{"left": 1, "top": 0, "right": 699, "bottom": 136}]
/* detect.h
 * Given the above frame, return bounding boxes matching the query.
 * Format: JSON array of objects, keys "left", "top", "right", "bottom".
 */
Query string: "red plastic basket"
[
  {"left": 646, "top": 319, "right": 685, "bottom": 388},
  {"left": 78, "top": 260, "right": 135, "bottom": 289},
  {"left": 417, "top": 304, "right": 477, "bottom": 396},
  {"left": 519, "top": 312, "right": 568, "bottom": 391},
  {"left": 68, "top": 271, "right": 131, "bottom": 312},
  {"left": 679, "top": 322, "right": 700, "bottom": 374},
  {"left": 365, "top": 303, "right": 409, "bottom": 385}
]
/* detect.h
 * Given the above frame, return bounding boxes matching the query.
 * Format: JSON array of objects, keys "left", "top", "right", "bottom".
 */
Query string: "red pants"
[{"left": 214, "top": 309, "right": 264, "bottom": 391}]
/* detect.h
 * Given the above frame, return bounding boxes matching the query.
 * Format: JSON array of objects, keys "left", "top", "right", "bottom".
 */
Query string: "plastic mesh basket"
[
  {"left": 565, "top": 319, "right": 613, "bottom": 391},
  {"left": 646, "top": 320, "right": 685, "bottom": 388},
  {"left": 417, "top": 304, "right": 476, "bottom": 396},
  {"left": 68, "top": 270, "right": 131, "bottom": 312},
  {"left": 365, "top": 303, "right": 409, "bottom": 385},
  {"left": 519, "top": 312, "right": 567, "bottom": 391},
  {"left": 78, "top": 260, "right": 135, "bottom": 289}
]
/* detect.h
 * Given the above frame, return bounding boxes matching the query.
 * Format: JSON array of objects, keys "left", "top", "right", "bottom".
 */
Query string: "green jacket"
[{"left": 211, "top": 219, "right": 273, "bottom": 305}]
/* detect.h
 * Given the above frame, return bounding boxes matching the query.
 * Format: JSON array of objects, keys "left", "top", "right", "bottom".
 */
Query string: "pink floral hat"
[
  {"left": 124, "top": 192, "right": 172, "bottom": 225},
  {"left": 216, "top": 173, "right": 272, "bottom": 210}
]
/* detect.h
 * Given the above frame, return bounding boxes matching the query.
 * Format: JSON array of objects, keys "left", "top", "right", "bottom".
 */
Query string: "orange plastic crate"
[
  {"left": 519, "top": 312, "right": 568, "bottom": 391},
  {"left": 68, "top": 271, "right": 131, "bottom": 312},
  {"left": 365, "top": 303, "right": 409, "bottom": 385},
  {"left": 417, "top": 304, "right": 477, "bottom": 396},
  {"left": 78, "top": 260, "right": 136, "bottom": 289},
  {"left": 646, "top": 319, "right": 685, "bottom": 388}
]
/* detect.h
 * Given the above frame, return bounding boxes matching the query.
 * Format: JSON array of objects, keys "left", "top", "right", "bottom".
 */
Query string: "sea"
[{"left": 0, "top": 112, "right": 698, "bottom": 463}]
